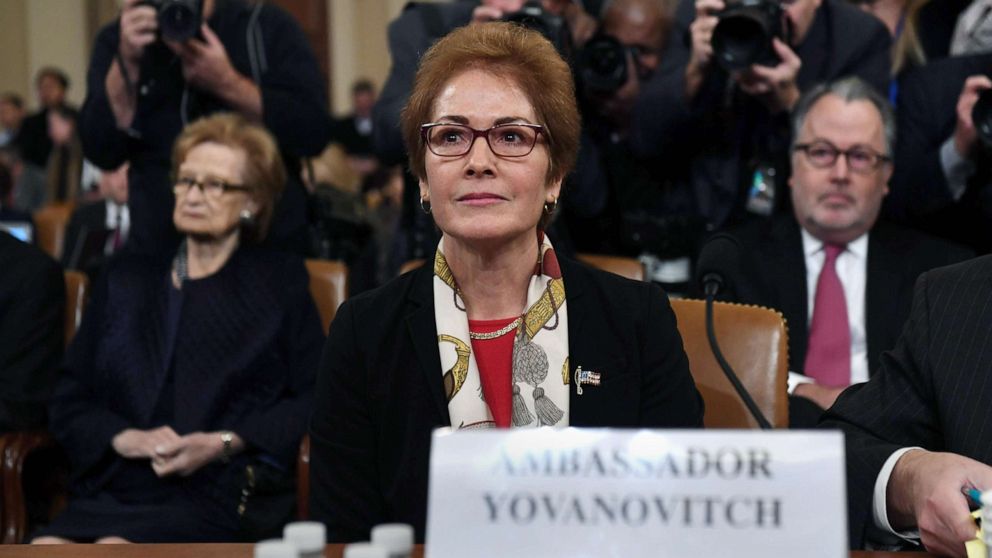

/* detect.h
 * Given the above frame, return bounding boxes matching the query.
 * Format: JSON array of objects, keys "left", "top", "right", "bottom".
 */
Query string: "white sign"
[{"left": 425, "top": 428, "right": 847, "bottom": 558}]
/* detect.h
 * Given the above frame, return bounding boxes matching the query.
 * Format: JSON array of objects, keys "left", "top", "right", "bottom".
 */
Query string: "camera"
[
  {"left": 973, "top": 88, "right": 992, "bottom": 147},
  {"left": 577, "top": 34, "right": 631, "bottom": 94},
  {"left": 711, "top": 0, "right": 788, "bottom": 71},
  {"left": 503, "top": 1, "right": 567, "bottom": 53},
  {"left": 139, "top": 0, "right": 203, "bottom": 42}
]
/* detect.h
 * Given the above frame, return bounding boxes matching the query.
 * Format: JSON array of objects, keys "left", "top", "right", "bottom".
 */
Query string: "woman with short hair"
[
  {"left": 34, "top": 113, "right": 324, "bottom": 544},
  {"left": 309, "top": 21, "right": 703, "bottom": 543}
]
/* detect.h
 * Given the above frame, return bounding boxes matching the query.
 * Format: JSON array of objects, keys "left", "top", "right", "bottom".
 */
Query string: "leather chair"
[
  {"left": 63, "top": 270, "right": 89, "bottom": 348},
  {"left": 669, "top": 298, "right": 789, "bottom": 429},
  {"left": 575, "top": 254, "right": 644, "bottom": 281},
  {"left": 304, "top": 259, "right": 348, "bottom": 334},
  {"left": 398, "top": 254, "right": 644, "bottom": 281},
  {"left": 32, "top": 203, "right": 75, "bottom": 260}
]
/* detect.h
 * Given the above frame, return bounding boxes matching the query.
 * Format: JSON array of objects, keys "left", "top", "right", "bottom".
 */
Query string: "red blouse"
[{"left": 468, "top": 316, "right": 518, "bottom": 428}]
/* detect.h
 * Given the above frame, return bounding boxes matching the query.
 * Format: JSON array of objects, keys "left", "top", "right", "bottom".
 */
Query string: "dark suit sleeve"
[
  {"left": 842, "top": 17, "right": 891, "bottom": 95},
  {"left": 79, "top": 24, "right": 131, "bottom": 171},
  {"left": 309, "top": 297, "right": 384, "bottom": 542},
  {"left": 885, "top": 68, "right": 957, "bottom": 222},
  {"left": 231, "top": 262, "right": 324, "bottom": 464},
  {"left": 256, "top": 6, "right": 330, "bottom": 158},
  {"left": 0, "top": 250, "right": 64, "bottom": 432},
  {"left": 821, "top": 271, "right": 943, "bottom": 549},
  {"left": 372, "top": 9, "right": 427, "bottom": 165},
  {"left": 49, "top": 270, "right": 132, "bottom": 476},
  {"left": 640, "top": 285, "right": 704, "bottom": 427}
]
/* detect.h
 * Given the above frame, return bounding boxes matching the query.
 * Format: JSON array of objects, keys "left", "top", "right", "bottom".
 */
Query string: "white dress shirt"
[
  {"left": 789, "top": 229, "right": 870, "bottom": 392},
  {"left": 104, "top": 200, "right": 130, "bottom": 255}
]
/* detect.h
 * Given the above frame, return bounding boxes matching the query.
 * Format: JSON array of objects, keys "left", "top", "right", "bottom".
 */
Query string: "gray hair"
[{"left": 790, "top": 76, "right": 896, "bottom": 157}]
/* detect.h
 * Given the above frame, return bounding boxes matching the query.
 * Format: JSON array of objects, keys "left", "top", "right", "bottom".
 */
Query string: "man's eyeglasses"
[
  {"left": 173, "top": 176, "right": 252, "bottom": 198},
  {"left": 420, "top": 122, "right": 545, "bottom": 158},
  {"left": 793, "top": 141, "right": 891, "bottom": 173}
]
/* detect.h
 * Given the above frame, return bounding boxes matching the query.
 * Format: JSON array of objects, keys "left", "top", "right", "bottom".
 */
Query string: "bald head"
[{"left": 603, "top": 0, "right": 671, "bottom": 74}]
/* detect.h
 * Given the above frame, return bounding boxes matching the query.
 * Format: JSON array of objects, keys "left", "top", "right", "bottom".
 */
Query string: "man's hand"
[
  {"left": 151, "top": 431, "right": 245, "bottom": 477},
  {"left": 119, "top": 0, "right": 158, "bottom": 70},
  {"left": 165, "top": 24, "right": 239, "bottom": 96},
  {"left": 888, "top": 450, "right": 992, "bottom": 558},
  {"left": 593, "top": 53, "right": 642, "bottom": 132},
  {"left": 952, "top": 75, "right": 992, "bottom": 158},
  {"left": 793, "top": 381, "right": 846, "bottom": 410},
  {"left": 112, "top": 426, "right": 182, "bottom": 459},
  {"left": 471, "top": 5, "right": 506, "bottom": 24},
  {"left": 684, "top": 0, "right": 724, "bottom": 100},
  {"left": 736, "top": 38, "right": 801, "bottom": 113}
]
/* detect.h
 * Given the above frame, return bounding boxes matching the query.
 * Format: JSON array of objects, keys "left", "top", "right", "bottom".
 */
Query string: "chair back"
[
  {"left": 33, "top": 203, "right": 74, "bottom": 260},
  {"left": 63, "top": 270, "right": 89, "bottom": 348},
  {"left": 669, "top": 298, "right": 789, "bottom": 428},
  {"left": 575, "top": 253, "right": 644, "bottom": 281},
  {"left": 305, "top": 259, "right": 348, "bottom": 333}
]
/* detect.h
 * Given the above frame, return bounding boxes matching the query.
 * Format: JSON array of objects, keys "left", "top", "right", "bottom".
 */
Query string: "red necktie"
[{"left": 804, "top": 243, "right": 851, "bottom": 388}]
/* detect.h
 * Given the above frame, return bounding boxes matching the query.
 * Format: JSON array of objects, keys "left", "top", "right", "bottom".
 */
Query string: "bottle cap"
[
  {"left": 371, "top": 523, "right": 414, "bottom": 553},
  {"left": 344, "top": 543, "right": 389, "bottom": 558},
  {"left": 284, "top": 521, "right": 327, "bottom": 552},
  {"left": 255, "top": 539, "right": 299, "bottom": 558}
]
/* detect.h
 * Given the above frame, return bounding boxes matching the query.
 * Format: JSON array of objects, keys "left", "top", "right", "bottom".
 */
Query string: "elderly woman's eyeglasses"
[
  {"left": 793, "top": 141, "right": 890, "bottom": 174},
  {"left": 420, "top": 122, "right": 545, "bottom": 157},
  {"left": 173, "top": 176, "right": 251, "bottom": 198}
]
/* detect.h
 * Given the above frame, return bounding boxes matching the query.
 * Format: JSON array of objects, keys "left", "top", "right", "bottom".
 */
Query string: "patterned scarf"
[{"left": 433, "top": 234, "right": 570, "bottom": 430}]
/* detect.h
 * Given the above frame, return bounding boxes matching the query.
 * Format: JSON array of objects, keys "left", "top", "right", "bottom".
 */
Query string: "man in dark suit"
[
  {"left": 704, "top": 77, "right": 973, "bottom": 427},
  {"left": 822, "top": 255, "right": 992, "bottom": 557},
  {"left": 885, "top": 51, "right": 992, "bottom": 253},
  {"left": 0, "top": 230, "right": 65, "bottom": 432},
  {"left": 62, "top": 162, "right": 129, "bottom": 279}
]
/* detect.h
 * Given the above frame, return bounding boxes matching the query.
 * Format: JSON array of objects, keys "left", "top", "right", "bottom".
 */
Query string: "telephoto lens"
[
  {"left": 711, "top": 0, "right": 785, "bottom": 71},
  {"left": 972, "top": 88, "right": 992, "bottom": 147},
  {"left": 578, "top": 34, "right": 630, "bottom": 93}
]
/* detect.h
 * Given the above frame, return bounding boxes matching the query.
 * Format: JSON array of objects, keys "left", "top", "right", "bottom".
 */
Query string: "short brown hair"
[
  {"left": 401, "top": 22, "right": 580, "bottom": 186},
  {"left": 171, "top": 113, "right": 286, "bottom": 242}
]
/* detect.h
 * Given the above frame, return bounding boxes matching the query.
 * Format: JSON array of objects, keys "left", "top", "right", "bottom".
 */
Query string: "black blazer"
[
  {"left": 822, "top": 255, "right": 992, "bottom": 548},
  {"left": 309, "top": 257, "right": 704, "bottom": 542},
  {"left": 712, "top": 217, "right": 973, "bottom": 378},
  {"left": 62, "top": 200, "right": 109, "bottom": 273}
]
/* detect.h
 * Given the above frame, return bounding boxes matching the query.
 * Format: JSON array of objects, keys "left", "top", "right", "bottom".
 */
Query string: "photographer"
[
  {"left": 80, "top": 0, "right": 330, "bottom": 255},
  {"left": 629, "top": 0, "right": 890, "bottom": 231},
  {"left": 884, "top": 51, "right": 992, "bottom": 253},
  {"left": 566, "top": 0, "right": 707, "bottom": 280}
]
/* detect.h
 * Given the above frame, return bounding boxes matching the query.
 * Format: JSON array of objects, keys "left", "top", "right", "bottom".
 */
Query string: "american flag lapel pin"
[{"left": 574, "top": 366, "right": 601, "bottom": 395}]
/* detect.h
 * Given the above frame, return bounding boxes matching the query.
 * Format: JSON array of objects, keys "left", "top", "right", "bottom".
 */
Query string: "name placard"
[{"left": 425, "top": 428, "right": 846, "bottom": 558}]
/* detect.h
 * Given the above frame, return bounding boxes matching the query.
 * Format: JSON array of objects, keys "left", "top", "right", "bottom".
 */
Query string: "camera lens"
[
  {"left": 158, "top": 0, "right": 200, "bottom": 42},
  {"left": 579, "top": 35, "right": 628, "bottom": 93},
  {"left": 711, "top": 1, "right": 783, "bottom": 72}
]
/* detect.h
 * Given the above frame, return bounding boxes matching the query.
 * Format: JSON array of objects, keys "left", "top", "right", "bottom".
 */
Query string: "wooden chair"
[
  {"left": 304, "top": 259, "right": 348, "bottom": 334},
  {"left": 575, "top": 254, "right": 644, "bottom": 281},
  {"left": 669, "top": 298, "right": 789, "bottom": 429},
  {"left": 398, "top": 253, "right": 644, "bottom": 281},
  {"left": 63, "top": 270, "right": 89, "bottom": 348},
  {"left": 32, "top": 203, "right": 75, "bottom": 260}
]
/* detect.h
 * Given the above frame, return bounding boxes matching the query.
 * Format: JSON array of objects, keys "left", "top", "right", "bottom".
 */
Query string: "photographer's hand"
[
  {"left": 471, "top": 6, "right": 505, "bottom": 24},
  {"left": 685, "top": 0, "right": 724, "bottom": 101},
  {"left": 736, "top": 38, "right": 801, "bottom": 114},
  {"left": 106, "top": 0, "right": 157, "bottom": 129},
  {"left": 952, "top": 75, "right": 992, "bottom": 158},
  {"left": 166, "top": 24, "right": 263, "bottom": 122}
]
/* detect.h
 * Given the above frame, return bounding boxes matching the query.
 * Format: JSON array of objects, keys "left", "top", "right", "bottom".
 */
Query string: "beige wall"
[
  {"left": 329, "top": 0, "right": 403, "bottom": 116},
  {"left": 0, "top": 0, "right": 30, "bottom": 104}
]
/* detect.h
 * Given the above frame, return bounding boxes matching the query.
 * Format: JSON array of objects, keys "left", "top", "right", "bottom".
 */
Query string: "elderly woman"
[
  {"left": 309, "top": 22, "right": 703, "bottom": 542},
  {"left": 33, "top": 113, "right": 324, "bottom": 544}
]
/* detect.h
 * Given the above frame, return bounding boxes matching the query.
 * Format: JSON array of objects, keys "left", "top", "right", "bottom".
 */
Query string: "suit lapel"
[
  {"left": 560, "top": 258, "right": 600, "bottom": 426},
  {"left": 865, "top": 225, "right": 903, "bottom": 376},
  {"left": 406, "top": 265, "right": 450, "bottom": 425},
  {"left": 768, "top": 218, "right": 809, "bottom": 367}
]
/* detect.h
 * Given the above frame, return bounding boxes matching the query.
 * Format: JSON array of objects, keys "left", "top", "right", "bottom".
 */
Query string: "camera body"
[
  {"left": 711, "top": 0, "right": 787, "bottom": 72},
  {"left": 138, "top": 0, "right": 203, "bottom": 42},
  {"left": 502, "top": 1, "right": 567, "bottom": 53},
  {"left": 577, "top": 34, "right": 633, "bottom": 94},
  {"left": 973, "top": 88, "right": 992, "bottom": 147}
]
